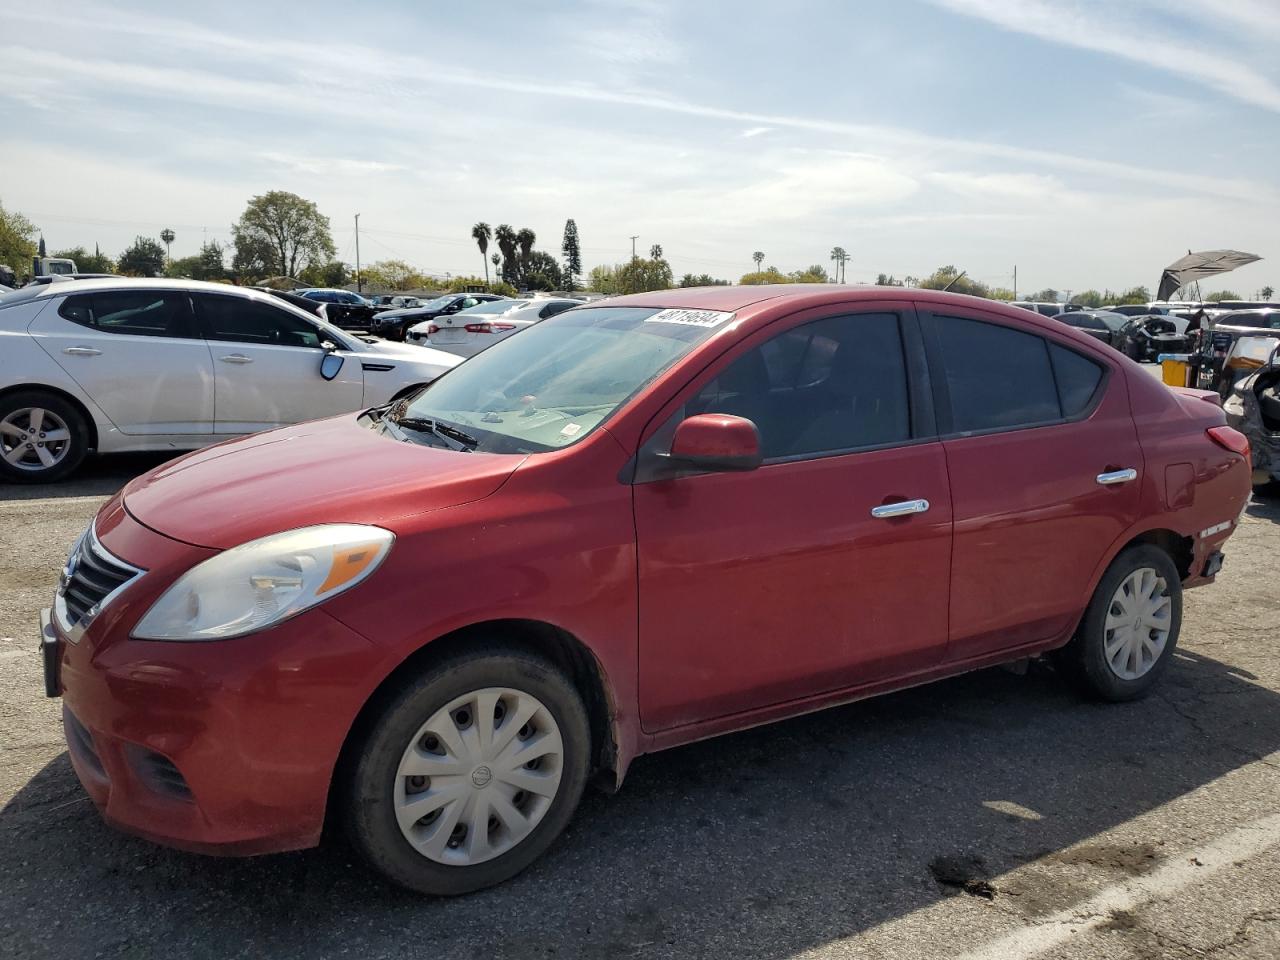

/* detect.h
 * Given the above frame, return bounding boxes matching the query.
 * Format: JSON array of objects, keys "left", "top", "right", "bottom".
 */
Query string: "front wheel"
[
  {"left": 1057, "top": 545, "right": 1182, "bottom": 701},
  {"left": 342, "top": 648, "right": 591, "bottom": 896}
]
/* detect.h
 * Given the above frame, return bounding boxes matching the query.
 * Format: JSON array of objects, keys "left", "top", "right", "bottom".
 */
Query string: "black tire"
[
  {"left": 0, "top": 390, "right": 90, "bottom": 483},
  {"left": 1056, "top": 545, "right": 1182, "bottom": 701},
  {"left": 342, "top": 647, "right": 591, "bottom": 896}
]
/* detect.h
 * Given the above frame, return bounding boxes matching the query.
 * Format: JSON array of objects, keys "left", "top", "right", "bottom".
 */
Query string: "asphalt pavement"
[{"left": 2, "top": 457, "right": 1278, "bottom": 960}]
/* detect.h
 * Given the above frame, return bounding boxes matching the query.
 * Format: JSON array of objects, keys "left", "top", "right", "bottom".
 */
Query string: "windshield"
[
  {"left": 401, "top": 306, "right": 734, "bottom": 453},
  {"left": 418, "top": 295, "right": 457, "bottom": 310},
  {"left": 460, "top": 300, "right": 527, "bottom": 315}
]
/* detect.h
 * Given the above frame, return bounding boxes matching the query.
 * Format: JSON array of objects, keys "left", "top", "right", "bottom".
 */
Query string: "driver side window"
[
  {"left": 689, "top": 313, "right": 911, "bottom": 460},
  {"left": 196, "top": 295, "right": 323, "bottom": 348}
]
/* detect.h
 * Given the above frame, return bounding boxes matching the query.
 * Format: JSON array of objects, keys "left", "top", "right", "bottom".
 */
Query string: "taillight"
[
  {"left": 1207, "top": 425, "right": 1250, "bottom": 460},
  {"left": 426, "top": 324, "right": 440, "bottom": 335},
  {"left": 491, "top": 322, "right": 516, "bottom": 331},
  {"left": 465, "top": 322, "right": 497, "bottom": 334}
]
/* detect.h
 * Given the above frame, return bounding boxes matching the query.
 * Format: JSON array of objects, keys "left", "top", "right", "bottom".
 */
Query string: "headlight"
[{"left": 132, "top": 524, "right": 394, "bottom": 641}]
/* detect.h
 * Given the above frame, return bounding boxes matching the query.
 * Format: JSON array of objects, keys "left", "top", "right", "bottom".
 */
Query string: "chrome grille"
[{"left": 56, "top": 526, "right": 143, "bottom": 637}]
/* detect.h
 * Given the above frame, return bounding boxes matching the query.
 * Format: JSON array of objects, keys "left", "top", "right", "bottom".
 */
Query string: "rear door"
[
  {"left": 29, "top": 289, "right": 213, "bottom": 435},
  {"left": 920, "top": 306, "right": 1143, "bottom": 660},
  {"left": 635, "top": 305, "right": 953, "bottom": 731},
  {"left": 193, "top": 292, "right": 364, "bottom": 434}
]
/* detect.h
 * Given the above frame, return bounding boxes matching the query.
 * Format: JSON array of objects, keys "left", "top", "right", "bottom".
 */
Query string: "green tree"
[
  {"left": 491, "top": 252, "right": 501, "bottom": 280},
  {"left": 1261, "top": 285, "right": 1274, "bottom": 301},
  {"left": 117, "top": 236, "right": 166, "bottom": 277},
  {"left": 471, "top": 222, "right": 492, "bottom": 285},
  {"left": 617, "top": 254, "right": 673, "bottom": 294},
  {"left": 52, "top": 245, "right": 115, "bottom": 274},
  {"left": 523, "top": 251, "right": 564, "bottom": 291},
  {"left": 875, "top": 273, "right": 896, "bottom": 286},
  {"left": 1027, "top": 288, "right": 1059, "bottom": 303},
  {"left": 1205, "top": 289, "right": 1241, "bottom": 302},
  {"left": 918, "top": 265, "right": 991, "bottom": 298},
  {"left": 1114, "top": 285, "right": 1150, "bottom": 305},
  {"left": 740, "top": 267, "right": 792, "bottom": 285},
  {"left": 1073, "top": 289, "right": 1104, "bottom": 308},
  {"left": 298, "top": 259, "right": 350, "bottom": 287},
  {"left": 561, "top": 219, "right": 582, "bottom": 291},
  {"left": 649, "top": 243, "right": 663, "bottom": 260},
  {"left": 515, "top": 227, "right": 536, "bottom": 282},
  {"left": 231, "top": 191, "right": 335, "bottom": 281},
  {"left": 0, "top": 201, "right": 39, "bottom": 280},
  {"left": 987, "top": 287, "right": 1016, "bottom": 302},
  {"left": 588, "top": 264, "right": 620, "bottom": 294},
  {"left": 678, "top": 273, "right": 728, "bottom": 287},
  {"left": 160, "top": 228, "right": 175, "bottom": 262},
  {"left": 752, "top": 250, "right": 765, "bottom": 272},
  {"left": 791, "top": 265, "right": 829, "bottom": 283},
  {"left": 360, "top": 259, "right": 428, "bottom": 291},
  {"left": 164, "top": 240, "right": 225, "bottom": 281}
]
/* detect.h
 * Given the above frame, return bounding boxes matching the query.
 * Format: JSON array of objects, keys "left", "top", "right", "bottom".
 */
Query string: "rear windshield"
[
  {"left": 403, "top": 306, "right": 734, "bottom": 453},
  {"left": 459, "top": 300, "right": 527, "bottom": 314}
]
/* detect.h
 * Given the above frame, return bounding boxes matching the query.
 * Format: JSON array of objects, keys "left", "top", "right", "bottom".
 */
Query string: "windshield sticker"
[
  {"left": 644, "top": 309, "right": 735, "bottom": 328},
  {"left": 559, "top": 423, "right": 582, "bottom": 438}
]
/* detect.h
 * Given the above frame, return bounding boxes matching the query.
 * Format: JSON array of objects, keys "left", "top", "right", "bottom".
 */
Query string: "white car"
[
  {"left": 0, "top": 279, "right": 461, "bottom": 482},
  {"left": 406, "top": 297, "right": 582, "bottom": 357}
]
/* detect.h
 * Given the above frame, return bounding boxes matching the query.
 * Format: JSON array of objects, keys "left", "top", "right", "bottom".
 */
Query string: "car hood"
[{"left": 122, "top": 416, "right": 525, "bottom": 549}]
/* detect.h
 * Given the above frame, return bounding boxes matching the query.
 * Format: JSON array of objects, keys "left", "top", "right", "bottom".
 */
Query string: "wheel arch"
[
  {"left": 328, "top": 618, "right": 623, "bottom": 830},
  {"left": 0, "top": 383, "right": 100, "bottom": 451}
]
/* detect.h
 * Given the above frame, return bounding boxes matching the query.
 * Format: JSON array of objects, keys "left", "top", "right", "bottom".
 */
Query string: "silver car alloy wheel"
[
  {"left": 1103, "top": 567, "right": 1173, "bottom": 681},
  {"left": 394, "top": 686, "right": 564, "bottom": 866},
  {"left": 0, "top": 407, "right": 71, "bottom": 472}
]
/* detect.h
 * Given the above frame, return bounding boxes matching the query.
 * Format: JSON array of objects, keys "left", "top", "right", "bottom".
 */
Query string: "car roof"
[{"left": 20, "top": 277, "right": 270, "bottom": 299}]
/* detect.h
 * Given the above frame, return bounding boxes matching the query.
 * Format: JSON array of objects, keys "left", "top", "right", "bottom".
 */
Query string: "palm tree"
[
  {"left": 650, "top": 243, "right": 663, "bottom": 260},
  {"left": 829, "top": 246, "right": 849, "bottom": 283},
  {"left": 494, "top": 225, "right": 517, "bottom": 282},
  {"left": 160, "top": 228, "right": 175, "bottom": 263},
  {"left": 1262, "top": 285, "right": 1275, "bottom": 301},
  {"left": 752, "top": 251, "right": 764, "bottom": 273},
  {"left": 516, "top": 228, "right": 536, "bottom": 263},
  {"left": 491, "top": 252, "right": 501, "bottom": 280},
  {"left": 471, "top": 223, "right": 492, "bottom": 284}
]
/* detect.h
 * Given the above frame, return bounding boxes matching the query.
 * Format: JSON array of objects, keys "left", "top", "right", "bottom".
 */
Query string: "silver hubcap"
[
  {"left": 394, "top": 687, "right": 563, "bottom": 866},
  {"left": 0, "top": 407, "right": 71, "bottom": 472},
  {"left": 1104, "top": 567, "right": 1173, "bottom": 680}
]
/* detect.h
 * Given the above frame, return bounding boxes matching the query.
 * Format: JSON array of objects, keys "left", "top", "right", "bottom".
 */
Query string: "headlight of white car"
[{"left": 132, "top": 524, "right": 394, "bottom": 641}]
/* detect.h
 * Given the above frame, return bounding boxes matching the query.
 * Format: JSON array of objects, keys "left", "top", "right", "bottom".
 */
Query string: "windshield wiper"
[{"left": 389, "top": 415, "right": 478, "bottom": 451}]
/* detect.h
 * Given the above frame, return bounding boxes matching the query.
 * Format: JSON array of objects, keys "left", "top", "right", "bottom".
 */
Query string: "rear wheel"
[
  {"left": 0, "top": 391, "right": 89, "bottom": 483},
  {"left": 342, "top": 648, "right": 590, "bottom": 896},
  {"left": 1057, "top": 545, "right": 1182, "bottom": 701}
]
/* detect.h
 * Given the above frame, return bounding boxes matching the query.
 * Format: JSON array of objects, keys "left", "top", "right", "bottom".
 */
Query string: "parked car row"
[
  {"left": 0, "top": 279, "right": 461, "bottom": 482},
  {"left": 407, "top": 297, "right": 582, "bottom": 357}
]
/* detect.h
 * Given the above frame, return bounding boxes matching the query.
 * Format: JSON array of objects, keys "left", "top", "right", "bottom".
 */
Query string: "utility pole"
[
  {"left": 629, "top": 235, "right": 639, "bottom": 261},
  {"left": 1013, "top": 265, "right": 1017, "bottom": 299},
  {"left": 354, "top": 213, "right": 362, "bottom": 293}
]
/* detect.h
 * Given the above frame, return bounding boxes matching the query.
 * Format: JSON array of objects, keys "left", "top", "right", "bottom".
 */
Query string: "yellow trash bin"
[{"left": 1160, "top": 355, "right": 1190, "bottom": 387}]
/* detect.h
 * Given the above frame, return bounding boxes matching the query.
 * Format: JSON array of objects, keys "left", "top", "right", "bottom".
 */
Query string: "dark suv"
[
  {"left": 295, "top": 288, "right": 379, "bottom": 330},
  {"left": 370, "top": 292, "right": 507, "bottom": 341}
]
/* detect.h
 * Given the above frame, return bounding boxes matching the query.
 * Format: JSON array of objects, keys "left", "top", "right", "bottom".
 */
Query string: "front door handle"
[
  {"left": 219, "top": 354, "right": 253, "bottom": 364},
  {"left": 871, "top": 498, "right": 930, "bottom": 519},
  {"left": 63, "top": 346, "right": 101, "bottom": 356},
  {"left": 1096, "top": 468, "right": 1137, "bottom": 485}
]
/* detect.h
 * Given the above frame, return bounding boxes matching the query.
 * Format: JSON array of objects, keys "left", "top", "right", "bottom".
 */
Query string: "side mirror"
[
  {"left": 669, "top": 414, "right": 762, "bottom": 472},
  {"left": 320, "top": 352, "right": 345, "bottom": 381}
]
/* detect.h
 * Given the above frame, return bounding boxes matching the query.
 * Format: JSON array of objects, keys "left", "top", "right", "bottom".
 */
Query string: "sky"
[{"left": 1, "top": 0, "right": 1278, "bottom": 297}]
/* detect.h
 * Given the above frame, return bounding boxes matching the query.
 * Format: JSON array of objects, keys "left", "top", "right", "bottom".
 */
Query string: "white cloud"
[
  {"left": 927, "top": 0, "right": 1280, "bottom": 113},
  {"left": 740, "top": 127, "right": 773, "bottom": 138}
]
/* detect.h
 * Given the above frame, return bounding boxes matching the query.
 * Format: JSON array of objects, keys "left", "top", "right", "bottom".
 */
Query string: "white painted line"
[{"left": 956, "top": 813, "right": 1280, "bottom": 960}]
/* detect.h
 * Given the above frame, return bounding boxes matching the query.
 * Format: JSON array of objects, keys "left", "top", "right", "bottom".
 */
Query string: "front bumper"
[{"left": 47, "top": 507, "right": 386, "bottom": 856}]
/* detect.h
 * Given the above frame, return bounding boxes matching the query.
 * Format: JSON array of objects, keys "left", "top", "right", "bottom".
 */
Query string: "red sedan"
[{"left": 41, "top": 285, "right": 1251, "bottom": 895}]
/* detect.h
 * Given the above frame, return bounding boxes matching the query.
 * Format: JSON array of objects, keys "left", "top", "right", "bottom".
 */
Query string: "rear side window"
[
  {"left": 58, "top": 292, "right": 192, "bottom": 338},
  {"left": 931, "top": 315, "right": 1060, "bottom": 433},
  {"left": 195, "top": 294, "right": 323, "bottom": 348},
  {"left": 1049, "top": 343, "right": 1103, "bottom": 417}
]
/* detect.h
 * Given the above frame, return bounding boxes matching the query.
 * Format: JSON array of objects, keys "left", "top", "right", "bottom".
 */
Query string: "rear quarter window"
[{"left": 1049, "top": 343, "right": 1104, "bottom": 417}]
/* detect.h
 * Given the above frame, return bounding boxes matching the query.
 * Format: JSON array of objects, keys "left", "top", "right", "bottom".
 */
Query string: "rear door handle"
[
  {"left": 1096, "top": 468, "right": 1137, "bottom": 485},
  {"left": 871, "top": 498, "right": 930, "bottom": 519},
  {"left": 62, "top": 346, "right": 101, "bottom": 356},
  {"left": 219, "top": 354, "right": 253, "bottom": 364}
]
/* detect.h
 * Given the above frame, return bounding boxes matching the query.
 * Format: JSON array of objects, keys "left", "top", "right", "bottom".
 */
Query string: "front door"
[
  {"left": 635, "top": 308, "right": 952, "bottom": 733},
  {"left": 193, "top": 293, "right": 364, "bottom": 434},
  {"left": 29, "top": 289, "right": 213, "bottom": 435}
]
